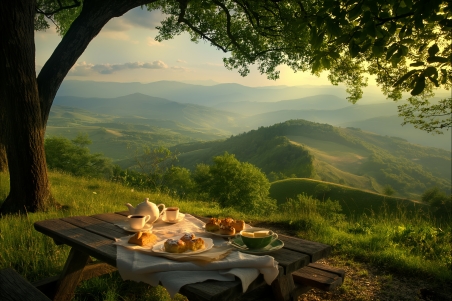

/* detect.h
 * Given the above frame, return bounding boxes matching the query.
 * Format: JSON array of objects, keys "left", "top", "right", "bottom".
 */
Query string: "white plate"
[
  {"left": 204, "top": 229, "right": 238, "bottom": 238},
  {"left": 152, "top": 237, "right": 214, "bottom": 254},
  {"left": 161, "top": 213, "right": 185, "bottom": 224},
  {"left": 123, "top": 224, "right": 153, "bottom": 233}
]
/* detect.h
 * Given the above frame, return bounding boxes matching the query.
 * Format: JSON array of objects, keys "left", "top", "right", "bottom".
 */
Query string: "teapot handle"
[{"left": 157, "top": 203, "right": 166, "bottom": 216}]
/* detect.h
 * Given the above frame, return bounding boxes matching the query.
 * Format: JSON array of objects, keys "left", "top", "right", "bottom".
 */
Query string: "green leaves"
[
  {"left": 428, "top": 44, "right": 440, "bottom": 56},
  {"left": 393, "top": 70, "right": 419, "bottom": 87},
  {"left": 411, "top": 76, "right": 425, "bottom": 96}
]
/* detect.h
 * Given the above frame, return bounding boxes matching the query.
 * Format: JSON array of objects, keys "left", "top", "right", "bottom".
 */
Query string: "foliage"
[
  {"left": 150, "top": 0, "right": 452, "bottom": 133},
  {"left": 133, "top": 146, "right": 179, "bottom": 191},
  {"left": 194, "top": 152, "right": 276, "bottom": 213},
  {"left": 383, "top": 185, "right": 396, "bottom": 196},
  {"left": 163, "top": 166, "right": 197, "bottom": 199},
  {"left": 392, "top": 225, "right": 451, "bottom": 261},
  {"left": 314, "top": 183, "right": 332, "bottom": 200},
  {"left": 33, "top": 0, "right": 451, "bottom": 132},
  {"left": 45, "top": 133, "right": 113, "bottom": 178},
  {"left": 421, "top": 186, "right": 452, "bottom": 215}
]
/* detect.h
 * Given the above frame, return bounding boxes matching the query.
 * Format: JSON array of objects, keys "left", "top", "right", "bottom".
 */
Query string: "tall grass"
[{"left": 1, "top": 171, "right": 451, "bottom": 300}]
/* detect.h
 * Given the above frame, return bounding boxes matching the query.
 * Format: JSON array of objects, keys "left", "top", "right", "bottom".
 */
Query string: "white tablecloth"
[{"left": 115, "top": 214, "right": 279, "bottom": 297}]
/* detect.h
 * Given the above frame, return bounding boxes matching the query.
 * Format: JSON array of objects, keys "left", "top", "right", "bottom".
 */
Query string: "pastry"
[
  {"left": 232, "top": 220, "right": 245, "bottom": 232},
  {"left": 220, "top": 217, "right": 234, "bottom": 227},
  {"left": 128, "top": 232, "right": 158, "bottom": 247},
  {"left": 180, "top": 232, "right": 195, "bottom": 242},
  {"left": 219, "top": 225, "right": 236, "bottom": 235},
  {"left": 186, "top": 237, "right": 205, "bottom": 251},
  {"left": 164, "top": 239, "right": 187, "bottom": 253},
  {"left": 205, "top": 218, "right": 220, "bottom": 232}
]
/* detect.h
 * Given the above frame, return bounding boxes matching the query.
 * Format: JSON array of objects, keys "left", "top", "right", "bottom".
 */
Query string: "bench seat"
[
  {"left": 0, "top": 268, "right": 50, "bottom": 301},
  {"left": 292, "top": 262, "right": 345, "bottom": 292}
]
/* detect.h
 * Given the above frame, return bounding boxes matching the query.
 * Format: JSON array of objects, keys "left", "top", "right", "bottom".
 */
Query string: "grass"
[
  {"left": 1, "top": 171, "right": 451, "bottom": 300},
  {"left": 269, "top": 178, "right": 430, "bottom": 217}
]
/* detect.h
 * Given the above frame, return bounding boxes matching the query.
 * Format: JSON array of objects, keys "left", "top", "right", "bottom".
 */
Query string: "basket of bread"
[{"left": 205, "top": 217, "right": 245, "bottom": 236}]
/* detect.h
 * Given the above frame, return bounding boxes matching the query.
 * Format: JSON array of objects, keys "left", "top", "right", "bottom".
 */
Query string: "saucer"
[
  {"left": 230, "top": 236, "right": 284, "bottom": 254},
  {"left": 123, "top": 224, "right": 153, "bottom": 232},
  {"left": 161, "top": 213, "right": 185, "bottom": 224}
]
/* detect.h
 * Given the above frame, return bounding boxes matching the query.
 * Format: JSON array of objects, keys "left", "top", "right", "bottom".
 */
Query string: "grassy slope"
[
  {"left": 1, "top": 171, "right": 450, "bottom": 301},
  {"left": 269, "top": 178, "right": 427, "bottom": 216}
]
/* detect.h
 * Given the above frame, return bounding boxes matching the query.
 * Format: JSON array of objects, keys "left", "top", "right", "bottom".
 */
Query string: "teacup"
[
  {"left": 164, "top": 207, "right": 179, "bottom": 221},
  {"left": 127, "top": 214, "right": 151, "bottom": 230},
  {"left": 240, "top": 228, "right": 278, "bottom": 249}
]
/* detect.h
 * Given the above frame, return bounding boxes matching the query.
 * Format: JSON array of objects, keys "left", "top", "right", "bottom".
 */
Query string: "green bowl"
[{"left": 240, "top": 228, "right": 278, "bottom": 249}]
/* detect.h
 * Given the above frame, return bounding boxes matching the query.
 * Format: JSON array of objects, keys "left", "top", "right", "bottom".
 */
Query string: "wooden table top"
[{"left": 34, "top": 212, "right": 331, "bottom": 301}]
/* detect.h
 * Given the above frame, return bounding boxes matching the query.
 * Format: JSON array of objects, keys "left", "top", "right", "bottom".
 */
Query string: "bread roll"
[
  {"left": 128, "top": 232, "right": 158, "bottom": 247},
  {"left": 186, "top": 237, "right": 205, "bottom": 251},
  {"left": 180, "top": 232, "right": 195, "bottom": 242},
  {"left": 219, "top": 225, "right": 235, "bottom": 235},
  {"left": 164, "top": 239, "right": 187, "bottom": 253},
  {"left": 232, "top": 220, "right": 245, "bottom": 232}
]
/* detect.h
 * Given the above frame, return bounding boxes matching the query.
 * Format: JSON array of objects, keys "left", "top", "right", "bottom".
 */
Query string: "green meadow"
[{"left": 0, "top": 170, "right": 450, "bottom": 300}]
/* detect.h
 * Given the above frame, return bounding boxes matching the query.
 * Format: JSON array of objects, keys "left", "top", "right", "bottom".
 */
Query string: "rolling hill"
[{"left": 171, "top": 120, "right": 451, "bottom": 199}]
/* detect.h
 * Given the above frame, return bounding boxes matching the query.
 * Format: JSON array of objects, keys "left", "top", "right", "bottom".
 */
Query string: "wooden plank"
[
  {"left": 52, "top": 248, "right": 90, "bottom": 301},
  {"left": 61, "top": 216, "right": 128, "bottom": 240},
  {"left": 34, "top": 219, "right": 117, "bottom": 266},
  {"left": 90, "top": 213, "right": 129, "bottom": 224},
  {"left": 292, "top": 266, "right": 342, "bottom": 291},
  {"left": 0, "top": 268, "right": 51, "bottom": 301},
  {"left": 271, "top": 249, "right": 310, "bottom": 275},
  {"left": 308, "top": 263, "right": 345, "bottom": 280},
  {"left": 278, "top": 234, "right": 331, "bottom": 262},
  {"left": 180, "top": 274, "right": 267, "bottom": 301}
]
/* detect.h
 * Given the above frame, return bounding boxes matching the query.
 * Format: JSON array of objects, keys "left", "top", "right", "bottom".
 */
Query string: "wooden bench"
[
  {"left": 0, "top": 268, "right": 51, "bottom": 301},
  {"left": 292, "top": 262, "right": 345, "bottom": 296}
]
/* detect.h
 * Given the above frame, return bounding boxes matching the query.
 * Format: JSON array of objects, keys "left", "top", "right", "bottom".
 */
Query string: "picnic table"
[{"left": 33, "top": 211, "right": 332, "bottom": 301}]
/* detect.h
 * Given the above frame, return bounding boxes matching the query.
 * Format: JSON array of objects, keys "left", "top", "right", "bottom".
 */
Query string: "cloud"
[
  {"left": 69, "top": 60, "right": 168, "bottom": 75},
  {"left": 176, "top": 59, "right": 187, "bottom": 63},
  {"left": 147, "top": 37, "right": 163, "bottom": 46}
]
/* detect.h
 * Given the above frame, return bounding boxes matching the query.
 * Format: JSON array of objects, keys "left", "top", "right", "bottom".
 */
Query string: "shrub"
[
  {"left": 45, "top": 134, "right": 112, "bottom": 178},
  {"left": 195, "top": 152, "right": 276, "bottom": 213}
]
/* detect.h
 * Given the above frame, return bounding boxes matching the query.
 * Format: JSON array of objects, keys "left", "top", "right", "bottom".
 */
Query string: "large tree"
[{"left": 1, "top": 0, "right": 450, "bottom": 214}]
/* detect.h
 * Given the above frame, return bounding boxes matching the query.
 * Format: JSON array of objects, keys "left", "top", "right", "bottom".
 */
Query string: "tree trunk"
[
  {"left": 0, "top": 0, "right": 52, "bottom": 214},
  {"left": 0, "top": 114, "right": 7, "bottom": 173},
  {"left": 1, "top": 0, "right": 156, "bottom": 214}
]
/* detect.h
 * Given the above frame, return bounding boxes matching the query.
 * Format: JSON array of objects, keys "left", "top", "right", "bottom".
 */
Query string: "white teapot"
[{"left": 125, "top": 198, "right": 165, "bottom": 224}]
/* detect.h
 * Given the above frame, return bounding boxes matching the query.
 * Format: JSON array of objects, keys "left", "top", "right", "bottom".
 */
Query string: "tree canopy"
[{"left": 40, "top": 0, "right": 451, "bottom": 132}]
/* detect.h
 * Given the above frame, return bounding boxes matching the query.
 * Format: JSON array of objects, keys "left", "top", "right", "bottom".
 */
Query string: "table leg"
[
  {"left": 271, "top": 271, "right": 295, "bottom": 301},
  {"left": 51, "top": 247, "right": 90, "bottom": 301}
]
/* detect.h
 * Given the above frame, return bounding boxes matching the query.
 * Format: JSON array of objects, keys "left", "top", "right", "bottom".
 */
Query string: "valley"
[{"left": 46, "top": 80, "right": 452, "bottom": 200}]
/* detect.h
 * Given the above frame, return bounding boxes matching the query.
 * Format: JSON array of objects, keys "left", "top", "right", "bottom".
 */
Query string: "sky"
[{"left": 35, "top": 7, "right": 370, "bottom": 88}]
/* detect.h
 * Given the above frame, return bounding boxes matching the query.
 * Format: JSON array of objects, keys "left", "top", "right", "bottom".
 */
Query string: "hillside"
[
  {"left": 46, "top": 105, "right": 229, "bottom": 161},
  {"left": 269, "top": 178, "right": 426, "bottom": 216},
  {"left": 172, "top": 120, "right": 451, "bottom": 198}
]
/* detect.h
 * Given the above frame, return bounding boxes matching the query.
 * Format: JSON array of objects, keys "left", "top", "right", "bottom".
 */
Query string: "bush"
[
  {"left": 45, "top": 134, "right": 112, "bottom": 178},
  {"left": 195, "top": 152, "right": 276, "bottom": 213}
]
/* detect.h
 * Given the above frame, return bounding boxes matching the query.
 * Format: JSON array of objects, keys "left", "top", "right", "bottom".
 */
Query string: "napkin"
[{"left": 115, "top": 214, "right": 279, "bottom": 297}]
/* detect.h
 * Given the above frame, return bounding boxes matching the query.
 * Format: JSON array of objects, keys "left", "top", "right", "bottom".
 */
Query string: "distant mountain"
[
  {"left": 53, "top": 93, "right": 242, "bottom": 133},
  {"left": 171, "top": 120, "right": 451, "bottom": 199},
  {"left": 213, "top": 94, "right": 351, "bottom": 116},
  {"left": 238, "top": 102, "right": 400, "bottom": 129},
  {"left": 341, "top": 115, "right": 452, "bottom": 151},
  {"left": 57, "top": 80, "right": 363, "bottom": 105}
]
